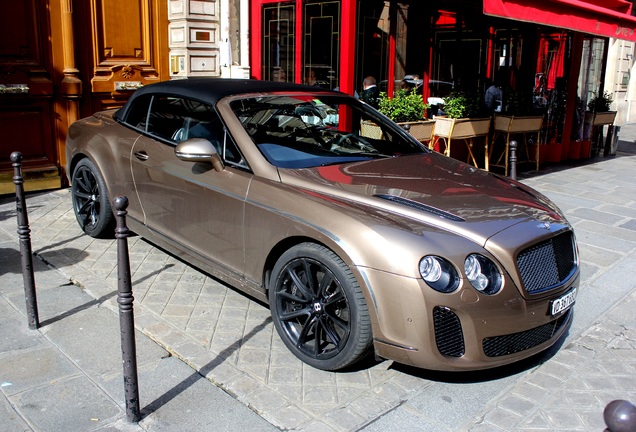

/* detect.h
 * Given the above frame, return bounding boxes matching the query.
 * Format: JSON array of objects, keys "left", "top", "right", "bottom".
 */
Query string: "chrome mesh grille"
[
  {"left": 517, "top": 231, "right": 576, "bottom": 293},
  {"left": 482, "top": 310, "right": 571, "bottom": 357},
  {"left": 433, "top": 306, "right": 465, "bottom": 357}
]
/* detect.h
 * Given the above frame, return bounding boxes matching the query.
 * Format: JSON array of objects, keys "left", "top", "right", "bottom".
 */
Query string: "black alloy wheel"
[
  {"left": 269, "top": 243, "right": 372, "bottom": 371},
  {"left": 71, "top": 158, "right": 115, "bottom": 238}
]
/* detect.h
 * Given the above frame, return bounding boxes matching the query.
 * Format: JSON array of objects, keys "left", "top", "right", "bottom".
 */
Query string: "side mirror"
[{"left": 175, "top": 138, "right": 224, "bottom": 172}]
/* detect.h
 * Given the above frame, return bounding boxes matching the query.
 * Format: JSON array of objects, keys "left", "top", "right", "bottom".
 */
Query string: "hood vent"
[{"left": 374, "top": 194, "right": 465, "bottom": 222}]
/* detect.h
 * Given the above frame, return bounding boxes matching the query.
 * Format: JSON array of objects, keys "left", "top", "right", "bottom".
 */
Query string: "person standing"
[
  {"left": 360, "top": 76, "right": 380, "bottom": 108},
  {"left": 484, "top": 79, "right": 503, "bottom": 113}
]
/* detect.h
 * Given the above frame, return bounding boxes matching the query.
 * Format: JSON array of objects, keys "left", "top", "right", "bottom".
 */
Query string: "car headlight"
[
  {"left": 419, "top": 256, "right": 459, "bottom": 293},
  {"left": 464, "top": 254, "right": 502, "bottom": 295}
]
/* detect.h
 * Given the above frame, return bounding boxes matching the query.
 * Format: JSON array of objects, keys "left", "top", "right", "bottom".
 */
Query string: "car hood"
[{"left": 278, "top": 153, "right": 568, "bottom": 246}]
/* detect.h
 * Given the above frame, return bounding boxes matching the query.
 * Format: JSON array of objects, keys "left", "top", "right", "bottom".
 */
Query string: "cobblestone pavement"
[{"left": 0, "top": 133, "right": 634, "bottom": 431}]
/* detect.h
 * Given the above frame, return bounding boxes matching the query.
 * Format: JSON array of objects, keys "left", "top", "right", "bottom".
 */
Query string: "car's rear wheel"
[
  {"left": 269, "top": 243, "right": 372, "bottom": 370},
  {"left": 71, "top": 158, "right": 115, "bottom": 238}
]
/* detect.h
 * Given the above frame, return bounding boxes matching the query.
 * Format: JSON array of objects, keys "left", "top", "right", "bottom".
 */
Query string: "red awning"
[{"left": 484, "top": 0, "right": 636, "bottom": 41}]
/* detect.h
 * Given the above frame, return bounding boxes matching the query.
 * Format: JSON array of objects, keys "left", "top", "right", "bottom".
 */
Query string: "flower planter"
[
  {"left": 586, "top": 111, "right": 617, "bottom": 126},
  {"left": 491, "top": 114, "right": 544, "bottom": 175},
  {"left": 362, "top": 120, "right": 435, "bottom": 145},
  {"left": 360, "top": 121, "right": 384, "bottom": 139},
  {"left": 399, "top": 120, "right": 436, "bottom": 144},
  {"left": 584, "top": 111, "right": 616, "bottom": 156},
  {"left": 493, "top": 114, "right": 543, "bottom": 134},
  {"left": 434, "top": 116, "right": 491, "bottom": 139},
  {"left": 432, "top": 116, "right": 491, "bottom": 168}
]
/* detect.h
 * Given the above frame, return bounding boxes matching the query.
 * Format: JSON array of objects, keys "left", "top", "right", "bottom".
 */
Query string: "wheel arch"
[
  {"left": 68, "top": 151, "right": 116, "bottom": 201},
  {"left": 262, "top": 235, "right": 324, "bottom": 293},
  {"left": 261, "top": 234, "right": 382, "bottom": 344}
]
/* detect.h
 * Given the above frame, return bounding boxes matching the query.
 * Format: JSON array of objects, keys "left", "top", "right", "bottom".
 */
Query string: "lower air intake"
[
  {"left": 482, "top": 310, "right": 571, "bottom": 357},
  {"left": 433, "top": 306, "right": 465, "bottom": 357}
]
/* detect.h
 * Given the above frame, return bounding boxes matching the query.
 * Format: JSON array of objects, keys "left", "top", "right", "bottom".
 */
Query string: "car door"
[{"left": 130, "top": 95, "right": 252, "bottom": 275}]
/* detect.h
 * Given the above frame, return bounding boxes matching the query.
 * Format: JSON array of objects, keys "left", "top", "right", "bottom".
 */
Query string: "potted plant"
[
  {"left": 586, "top": 90, "right": 616, "bottom": 125},
  {"left": 433, "top": 92, "right": 491, "bottom": 168},
  {"left": 587, "top": 90, "right": 613, "bottom": 113},
  {"left": 377, "top": 89, "right": 434, "bottom": 143},
  {"left": 584, "top": 90, "right": 616, "bottom": 157}
]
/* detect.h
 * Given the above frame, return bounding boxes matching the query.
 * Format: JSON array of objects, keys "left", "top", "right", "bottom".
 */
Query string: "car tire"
[
  {"left": 269, "top": 243, "right": 372, "bottom": 371},
  {"left": 71, "top": 158, "right": 115, "bottom": 239}
]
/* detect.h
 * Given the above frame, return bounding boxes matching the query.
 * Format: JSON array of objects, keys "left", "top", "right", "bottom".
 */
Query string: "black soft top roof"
[
  {"left": 115, "top": 78, "right": 343, "bottom": 121},
  {"left": 121, "top": 77, "right": 339, "bottom": 110}
]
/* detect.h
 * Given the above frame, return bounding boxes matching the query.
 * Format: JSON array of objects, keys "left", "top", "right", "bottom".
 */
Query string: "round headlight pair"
[{"left": 419, "top": 254, "right": 502, "bottom": 295}]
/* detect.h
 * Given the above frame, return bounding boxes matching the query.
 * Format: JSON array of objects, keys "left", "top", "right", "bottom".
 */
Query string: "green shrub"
[
  {"left": 505, "top": 90, "right": 537, "bottom": 116},
  {"left": 443, "top": 92, "right": 483, "bottom": 118},
  {"left": 378, "top": 89, "right": 428, "bottom": 123},
  {"left": 587, "top": 91, "right": 613, "bottom": 112}
]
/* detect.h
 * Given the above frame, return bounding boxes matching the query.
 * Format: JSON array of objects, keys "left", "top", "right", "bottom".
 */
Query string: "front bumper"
[{"left": 358, "top": 266, "right": 579, "bottom": 371}]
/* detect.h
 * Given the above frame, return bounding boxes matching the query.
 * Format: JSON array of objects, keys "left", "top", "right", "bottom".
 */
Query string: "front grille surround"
[{"left": 516, "top": 231, "right": 577, "bottom": 294}]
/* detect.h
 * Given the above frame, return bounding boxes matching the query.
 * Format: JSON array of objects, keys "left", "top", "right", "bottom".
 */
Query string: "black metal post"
[
  {"left": 604, "top": 399, "right": 636, "bottom": 432},
  {"left": 603, "top": 124, "right": 614, "bottom": 157},
  {"left": 509, "top": 140, "right": 518, "bottom": 181},
  {"left": 10, "top": 152, "right": 39, "bottom": 330},
  {"left": 114, "top": 196, "right": 141, "bottom": 423}
]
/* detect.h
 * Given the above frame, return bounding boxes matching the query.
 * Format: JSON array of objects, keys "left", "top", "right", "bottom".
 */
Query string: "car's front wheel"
[
  {"left": 269, "top": 243, "right": 372, "bottom": 370},
  {"left": 71, "top": 158, "right": 115, "bottom": 238}
]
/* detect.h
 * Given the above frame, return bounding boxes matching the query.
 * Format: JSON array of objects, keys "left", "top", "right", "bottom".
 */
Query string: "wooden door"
[
  {"left": 74, "top": 0, "right": 169, "bottom": 117},
  {"left": 0, "top": 1, "right": 59, "bottom": 193}
]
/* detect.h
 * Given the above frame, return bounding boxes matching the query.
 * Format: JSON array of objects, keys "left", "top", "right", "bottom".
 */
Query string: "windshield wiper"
[
  {"left": 318, "top": 153, "right": 393, "bottom": 167},
  {"left": 357, "top": 152, "right": 394, "bottom": 158}
]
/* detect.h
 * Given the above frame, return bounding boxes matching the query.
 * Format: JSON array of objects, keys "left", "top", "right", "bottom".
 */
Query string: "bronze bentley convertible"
[{"left": 66, "top": 78, "right": 579, "bottom": 371}]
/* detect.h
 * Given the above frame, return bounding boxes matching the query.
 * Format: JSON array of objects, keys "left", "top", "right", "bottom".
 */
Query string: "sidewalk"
[
  {"left": 0, "top": 126, "right": 635, "bottom": 431},
  {"left": 0, "top": 230, "right": 277, "bottom": 431}
]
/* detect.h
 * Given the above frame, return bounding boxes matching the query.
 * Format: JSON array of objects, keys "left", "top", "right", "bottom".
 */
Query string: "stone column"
[{"left": 168, "top": 0, "right": 221, "bottom": 78}]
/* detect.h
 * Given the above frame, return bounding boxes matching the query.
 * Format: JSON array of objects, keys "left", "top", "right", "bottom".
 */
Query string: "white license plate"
[{"left": 550, "top": 289, "right": 577, "bottom": 316}]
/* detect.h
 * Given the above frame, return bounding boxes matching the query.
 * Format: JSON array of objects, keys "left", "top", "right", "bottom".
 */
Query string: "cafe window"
[
  {"left": 263, "top": 3, "right": 295, "bottom": 82},
  {"left": 303, "top": 1, "right": 340, "bottom": 89}
]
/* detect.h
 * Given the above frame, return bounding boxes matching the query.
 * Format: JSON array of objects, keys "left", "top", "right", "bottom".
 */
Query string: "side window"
[
  {"left": 222, "top": 131, "right": 246, "bottom": 166},
  {"left": 146, "top": 95, "right": 246, "bottom": 167},
  {"left": 123, "top": 94, "right": 153, "bottom": 131},
  {"left": 146, "top": 96, "right": 188, "bottom": 142}
]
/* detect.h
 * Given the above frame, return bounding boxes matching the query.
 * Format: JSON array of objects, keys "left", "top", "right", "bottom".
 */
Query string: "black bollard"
[
  {"left": 10, "top": 152, "right": 39, "bottom": 330},
  {"left": 509, "top": 140, "right": 518, "bottom": 181},
  {"left": 604, "top": 399, "right": 636, "bottom": 432},
  {"left": 113, "top": 196, "right": 141, "bottom": 423}
]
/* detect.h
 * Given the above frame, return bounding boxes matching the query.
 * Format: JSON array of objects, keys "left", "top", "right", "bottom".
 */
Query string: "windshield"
[{"left": 230, "top": 94, "right": 427, "bottom": 168}]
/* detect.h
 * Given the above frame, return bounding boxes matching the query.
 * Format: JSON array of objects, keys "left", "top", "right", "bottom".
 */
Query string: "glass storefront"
[{"left": 252, "top": 0, "right": 616, "bottom": 150}]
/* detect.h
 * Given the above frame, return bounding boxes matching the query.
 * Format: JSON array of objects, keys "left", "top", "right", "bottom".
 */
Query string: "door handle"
[{"left": 134, "top": 151, "right": 149, "bottom": 161}]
